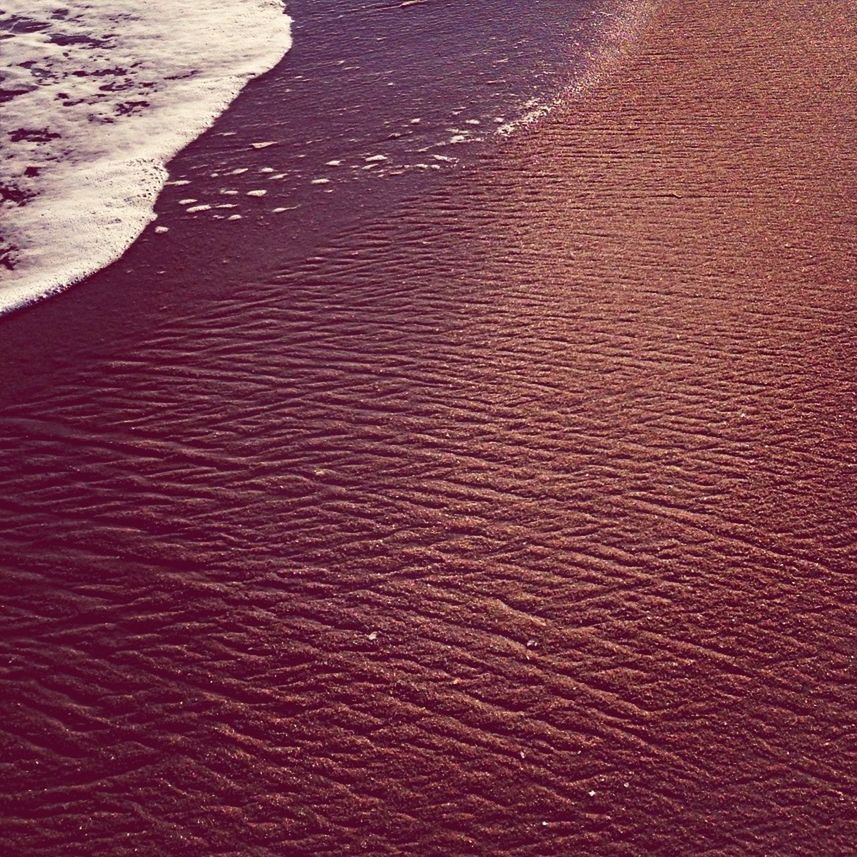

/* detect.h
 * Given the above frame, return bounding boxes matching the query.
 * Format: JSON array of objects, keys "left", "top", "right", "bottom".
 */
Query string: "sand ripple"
[{"left": 0, "top": 0, "right": 854, "bottom": 854}]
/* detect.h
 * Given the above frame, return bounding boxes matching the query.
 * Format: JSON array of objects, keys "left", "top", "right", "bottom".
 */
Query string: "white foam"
[
  {"left": 497, "top": 99, "right": 552, "bottom": 137},
  {"left": 0, "top": 0, "right": 292, "bottom": 313}
]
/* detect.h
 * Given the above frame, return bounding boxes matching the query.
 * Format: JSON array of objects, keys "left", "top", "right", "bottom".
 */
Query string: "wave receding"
[{"left": 0, "top": 0, "right": 292, "bottom": 314}]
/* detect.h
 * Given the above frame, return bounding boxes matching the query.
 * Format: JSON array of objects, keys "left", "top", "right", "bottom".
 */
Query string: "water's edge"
[{"left": 0, "top": 0, "right": 292, "bottom": 314}]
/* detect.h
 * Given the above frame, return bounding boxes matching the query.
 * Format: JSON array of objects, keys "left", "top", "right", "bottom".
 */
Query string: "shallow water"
[
  {"left": 0, "top": 0, "right": 615, "bottom": 314},
  {"left": 0, "top": 0, "right": 291, "bottom": 312}
]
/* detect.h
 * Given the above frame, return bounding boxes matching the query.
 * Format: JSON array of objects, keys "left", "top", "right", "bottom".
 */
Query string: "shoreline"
[
  {"left": 0, "top": 0, "right": 620, "bottom": 401},
  {"left": 0, "top": 0, "right": 293, "bottom": 316},
  {"left": 1, "top": 1, "right": 854, "bottom": 855}
]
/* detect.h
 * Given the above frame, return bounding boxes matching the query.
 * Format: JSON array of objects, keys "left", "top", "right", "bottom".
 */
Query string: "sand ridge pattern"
[{"left": 0, "top": 0, "right": 855, "bottom": 855}]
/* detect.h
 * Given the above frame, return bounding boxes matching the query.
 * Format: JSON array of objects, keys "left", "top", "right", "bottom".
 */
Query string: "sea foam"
[{"left": 0, "top": 0, "right": 292, "bottom": 313}]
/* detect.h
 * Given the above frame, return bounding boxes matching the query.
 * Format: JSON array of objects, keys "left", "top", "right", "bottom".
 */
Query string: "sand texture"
[{"left": 0, "top": 1, "right": 854, "bottom": 854}]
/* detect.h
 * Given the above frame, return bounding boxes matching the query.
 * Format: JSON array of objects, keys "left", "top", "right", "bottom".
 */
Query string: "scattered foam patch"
[{"left": 0, "top": 0, "right": 292, "bottom": 314}]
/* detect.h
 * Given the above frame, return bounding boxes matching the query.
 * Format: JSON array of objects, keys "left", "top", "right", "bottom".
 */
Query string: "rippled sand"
[{"left": 0, "top": 1, "right": 854, "bottom": 854}]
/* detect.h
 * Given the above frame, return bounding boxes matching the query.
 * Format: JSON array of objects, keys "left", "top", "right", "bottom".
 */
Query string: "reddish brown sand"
[{"left": 0, "top": 1, "right": 855, "bottom": 855}]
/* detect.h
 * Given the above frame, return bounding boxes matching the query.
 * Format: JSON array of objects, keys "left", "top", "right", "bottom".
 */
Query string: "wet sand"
[{"left": 1, "top": 1, "right": 855, "bottom": 855}]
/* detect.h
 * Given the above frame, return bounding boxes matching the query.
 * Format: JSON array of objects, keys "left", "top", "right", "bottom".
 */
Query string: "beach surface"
[{"left": 1, "top": 1, "right": 854, "bottom": 855}]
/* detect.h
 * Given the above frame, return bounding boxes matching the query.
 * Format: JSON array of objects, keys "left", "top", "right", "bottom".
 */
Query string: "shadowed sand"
[{"left": 0, "top": 1, "right": 854, "bottom": 855}]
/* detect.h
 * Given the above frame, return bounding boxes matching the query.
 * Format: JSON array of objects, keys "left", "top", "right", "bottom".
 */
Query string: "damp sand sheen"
[{"left": 0, "top": 1, "right": 853, "bottom": 856}]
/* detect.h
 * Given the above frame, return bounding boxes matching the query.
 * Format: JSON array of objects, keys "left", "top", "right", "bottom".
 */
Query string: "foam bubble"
[{"left": 0, "top": 0, "right": 292, "bottom": 314}]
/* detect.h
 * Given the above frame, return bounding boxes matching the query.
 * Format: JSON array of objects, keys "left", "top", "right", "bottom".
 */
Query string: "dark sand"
[{"left": 1, "top": 1, "right": 855, "bottom": 855}]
